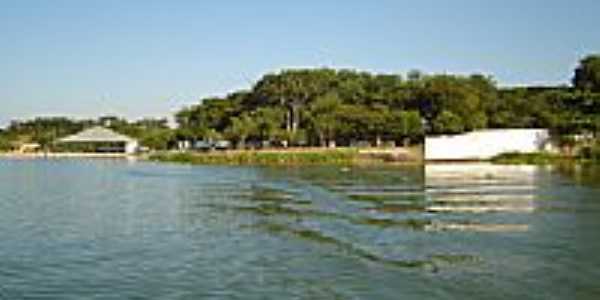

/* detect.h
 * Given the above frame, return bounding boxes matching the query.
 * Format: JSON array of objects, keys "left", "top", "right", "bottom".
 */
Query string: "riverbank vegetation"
[
  {"left": 148, "top": 146, "right": 422, "bottom": 166},
  {"left": 171, "top": 54, "right": 600, "bottom": 148},
  {"left": 491, "top": 152, "right": 566, "bottom": 165},
  {"left": 149, "top": 149, "right": 360, "bottom": 165},
  {"left": 1, "top": 55, "right": 600, "bottom": 157},
  {"left": 492, "top": 141, "right": 600, "bottom": 165}
]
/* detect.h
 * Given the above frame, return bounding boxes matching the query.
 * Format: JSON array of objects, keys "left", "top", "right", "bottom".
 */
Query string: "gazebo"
[{"left": 58, "top": 126, "right": 139, "bottom": 154}]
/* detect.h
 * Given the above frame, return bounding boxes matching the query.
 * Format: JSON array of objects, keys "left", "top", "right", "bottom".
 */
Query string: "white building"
[
  {"left": 425, "top": 129, "right": 555, "bottom": 161},
  {"left": 59, "top": 126, "right": 139, "bottom": 154}
]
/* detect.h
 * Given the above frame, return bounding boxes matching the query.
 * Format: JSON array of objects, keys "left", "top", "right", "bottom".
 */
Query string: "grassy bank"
[
  {"left": 492, "top": 142, "right": 600, "bottom": 165},
  {"left": 489, "top": 151, "right": 600, "bottom": 165},
  {"left": 149, "top": 149, "right": 359, "bottom": 166},
  {"left": 148, "top": 147, "right": 422, "bottom": 166},
  {"left": 491, "top": 152, "right": 566, "bottom": 165},
  {"left": 491, "top": 152, "right": 580, "bottom": 165}
]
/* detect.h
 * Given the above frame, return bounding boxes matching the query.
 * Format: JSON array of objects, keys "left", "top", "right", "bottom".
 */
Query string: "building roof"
[{"left": 59, "top": 126, "right": 137, "bottom": 143}]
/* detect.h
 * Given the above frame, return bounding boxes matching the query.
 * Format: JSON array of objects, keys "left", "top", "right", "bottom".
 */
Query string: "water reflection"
[
  {"left": 176, "top": 165, "right": 485, "bottom": 274},
  {"left": 553, "top": 162, "right": 600, "bottom": 188},
  {"left": 426, "top": 163, "right": 539, "bottom": 218}
]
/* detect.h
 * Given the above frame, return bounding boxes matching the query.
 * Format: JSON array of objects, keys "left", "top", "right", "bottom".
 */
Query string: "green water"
[{"left": 0, "top": 159, "right": 598, "bottom": 299}]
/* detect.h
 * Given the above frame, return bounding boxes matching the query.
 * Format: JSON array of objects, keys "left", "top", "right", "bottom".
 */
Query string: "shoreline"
[
  {"left": 148, "top": 147, "right": 423, "bottom": 166},
  {"left": 0, "top": 152, "right": 133, "bottom": 159},
  {"left": 3, "top": 150, "right": 596, "bottom": 166},
  {"left": 0, "top": 147, "right": 423, "bottom": 166}
]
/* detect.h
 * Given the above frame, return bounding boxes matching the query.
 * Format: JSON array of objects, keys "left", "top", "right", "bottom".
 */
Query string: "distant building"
[
  {"left": 425, "top": 129, "right": 556, "bottom": 161},
  {"left": 18, "top": 143, "right": 41, "bottom": 153},
  {"left": 58, "top": 126, "right": 139, "bottom": 154},
  {"left": 98, "top": 116, "right": 120, "bottom": 127}
]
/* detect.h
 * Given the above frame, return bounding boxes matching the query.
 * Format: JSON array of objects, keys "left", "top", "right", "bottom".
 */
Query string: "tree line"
[
  {"left": 174, "top": 54, "right": 600, "bottom": 148},
  {"left": 0, "top": 116, "right": 173, "bottom": 151},
  {"left": 1, "top": 54, "right": 599, "bottom": 151}
]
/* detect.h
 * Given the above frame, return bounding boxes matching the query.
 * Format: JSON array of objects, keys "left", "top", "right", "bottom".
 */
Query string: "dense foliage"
[
  {"left": 0, "top": 117, "right": 87, "bottom": 151},
  {"left": 175, "top": 55, "right": 600, "bottom": 147},
  {"left": 573, "top": 55, "right": 600, "bottom": 93}
]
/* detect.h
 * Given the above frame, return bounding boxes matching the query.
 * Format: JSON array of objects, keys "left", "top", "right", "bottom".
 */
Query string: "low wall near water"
[{"left": 425, "top": 129, "right": 553, "bottom": 161}]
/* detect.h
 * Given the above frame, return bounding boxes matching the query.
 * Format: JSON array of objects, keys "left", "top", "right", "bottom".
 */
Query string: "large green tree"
[
  {"left": 432, "top": 110, "right": 464, "bottom": 134},
  {"left": 225, "top": 113, "right": 258, "bottom": 148},
  {"left": 573, "top": 55, "right": 600, "bottom": 92},
  {"left": 253, "top": 69, "right": 337, "bottom": 134},
  {"left": 252, "top": 107, "right": 286, "bottom": 143},
  {"left": 307, "top": 92, "right": 342, "bottom": 147},
  {"left": 387, "top": 110, "right": 423, "bottom": 145}
]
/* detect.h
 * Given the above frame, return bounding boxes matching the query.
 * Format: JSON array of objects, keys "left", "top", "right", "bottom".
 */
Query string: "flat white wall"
[{"left": 425, "top": 129, "right": 552, "bottom": 161}]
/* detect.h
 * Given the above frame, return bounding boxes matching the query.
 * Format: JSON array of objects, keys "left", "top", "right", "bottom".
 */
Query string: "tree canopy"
[
  {"left": 172, "top": 57, "right": 600, "bottom": 146},
  {"left": 573, "top": 55, "right": 600, "bottom": 92}
]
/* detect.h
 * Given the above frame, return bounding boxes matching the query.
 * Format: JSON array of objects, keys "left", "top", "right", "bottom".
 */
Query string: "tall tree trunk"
[
  {"left": 291, "top": 105, "right": 299, "bottom": 133},
  {"left": 285, "top": 109, "right": 292, "bottom": 132},
  {"left": 282, "top": 96, "right": 292, "bottom": 132},
  {"left": 319, "top": 133, "right": 326, "bottom": 148}
]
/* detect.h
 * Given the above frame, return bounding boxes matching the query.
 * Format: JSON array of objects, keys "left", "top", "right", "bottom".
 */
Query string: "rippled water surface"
[{"left": 0, "top": 159, "right": 599, "bottom": 299}]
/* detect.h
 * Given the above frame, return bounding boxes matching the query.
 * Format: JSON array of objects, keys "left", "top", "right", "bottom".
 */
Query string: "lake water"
[{"left": 0, "top": 159, "right": 599, "bottom": 299}]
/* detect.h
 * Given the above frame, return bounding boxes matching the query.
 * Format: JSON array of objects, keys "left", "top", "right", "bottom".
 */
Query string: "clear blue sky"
[{"left": 1, "top": 0, "right": 599, "bottom": 126}]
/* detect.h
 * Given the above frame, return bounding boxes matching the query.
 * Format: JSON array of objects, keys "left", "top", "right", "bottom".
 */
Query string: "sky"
[{"left": 1, "top": 0, "right": 599, "bottom": 127}]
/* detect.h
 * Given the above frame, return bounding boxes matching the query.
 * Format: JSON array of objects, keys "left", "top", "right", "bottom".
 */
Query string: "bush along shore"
[
  {"left": 490, "top": 152, "right": 567, "bottom": 165},
  {"left": 491, "top": 144, "right": 600, "bottom": 165},
  {"left": 148, "top": 147, "right": 422, "bottom": 166}
]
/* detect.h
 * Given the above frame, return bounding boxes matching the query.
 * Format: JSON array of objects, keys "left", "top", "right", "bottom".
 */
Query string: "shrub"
[{"left": 491, "top": 152, "right": 562, "bottom": 165}]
